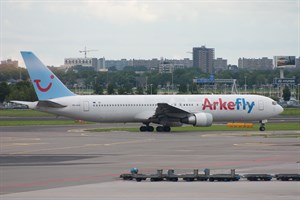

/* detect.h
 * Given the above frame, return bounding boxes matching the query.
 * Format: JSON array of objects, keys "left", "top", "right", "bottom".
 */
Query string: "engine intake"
[{"left": 181, "top": 113, "right": 213, "bottom": 127}]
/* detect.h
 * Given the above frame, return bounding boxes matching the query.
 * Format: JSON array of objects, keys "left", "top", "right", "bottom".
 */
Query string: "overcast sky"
[{"left": 1, "top": 0, "right": 299, "bottom": 67}]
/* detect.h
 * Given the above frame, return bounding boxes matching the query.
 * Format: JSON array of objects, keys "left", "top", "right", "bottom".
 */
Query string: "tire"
[
  {"left": 259, "top": 126, "right": 266, "bottom": 131},
  {"left": 147, "top": 126, "right": 154, "bottom": 132},
  {"left": 140, "top": 126, "right": 147, "bottom": 132},
  {"left": 156, "top": 126, "right": 164, "bottom": 132},
  {"left": 163, "top": 126, "right": 171, "bottom": 132}
]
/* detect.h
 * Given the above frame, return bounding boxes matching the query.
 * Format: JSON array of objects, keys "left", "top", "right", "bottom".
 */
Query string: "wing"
[{"left": 148, "top": 103, "right": 192, "bottom": 125}]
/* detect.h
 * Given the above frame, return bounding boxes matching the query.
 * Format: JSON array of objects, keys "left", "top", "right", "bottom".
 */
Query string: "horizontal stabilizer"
[
  {"left": 10, "top": 101, "right": 38, "bottom": 109},
  {"left": 37, "top": 100, "right": 67, "bottom": 108},
  {"left": 11, "top": 100, "right": 66, "bottom": 109}
]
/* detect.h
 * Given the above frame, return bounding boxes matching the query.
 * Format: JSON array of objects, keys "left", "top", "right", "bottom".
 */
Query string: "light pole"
[
  {"left": 297, "top": 84, "right": 300, "bottom": 101},
  {"left": 244, "top": 75, "right": 247, "bottom": 94},
  {"left": 171, "top": 71, "right": 174, "bottom": 92}
]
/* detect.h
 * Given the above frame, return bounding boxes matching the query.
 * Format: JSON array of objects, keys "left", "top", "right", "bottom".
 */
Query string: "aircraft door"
[
  {"left": 258, "top": 100, "right": 264, "bottom": 111},
  {"left": 83, "top": 101, "right": 89, "bottom": 112}
]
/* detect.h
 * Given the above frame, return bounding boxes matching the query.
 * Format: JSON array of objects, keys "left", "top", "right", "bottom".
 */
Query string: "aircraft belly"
[{"left": 86, "top": 108, "right": 145, "bottom": 122}]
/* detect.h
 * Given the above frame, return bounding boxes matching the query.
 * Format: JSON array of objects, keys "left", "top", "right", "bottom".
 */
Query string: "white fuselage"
[{"left": 37, "top": 94, "right": 283, "bottom": 124}]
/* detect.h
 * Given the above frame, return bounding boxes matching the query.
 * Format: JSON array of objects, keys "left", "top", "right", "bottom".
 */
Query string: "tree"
[
  {"left": 136, "top": 86, "right": 144, "bottom": 94},
  {"left": 6, "top": 81, "right": 37, "bottom": 101},
  {"left": 107, "top": 83, "right": 115, "bottom": 95},
  {"left": 0, "top": 82, "right": 10, "bottom": 102},
  {"left": 190, "top": 83, "right": 199, "bottom": 94},
  {"left": 282, "top": 85, "right": 291, "bottom": 101},
  {"left": 117, "top": 87, "right": 125, "bottom": 94},
  {"left": 123, "top": 83, "right": 133, "bottom": 94},
  {"left": 178, "top": 84, "right": 187, "bottom": 94},
  {"left": 94, "top": 84, "right": 103, "bottom": 95}
]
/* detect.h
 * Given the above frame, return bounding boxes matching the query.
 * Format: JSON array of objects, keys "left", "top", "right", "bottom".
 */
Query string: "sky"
[{"left": 1, "top": 0, "right": 299, "bottom": 67}]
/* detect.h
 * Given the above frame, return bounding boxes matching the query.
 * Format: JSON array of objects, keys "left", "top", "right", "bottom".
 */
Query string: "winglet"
[{"left": 21, "top": 51, "right": 75, "bottom": 100}]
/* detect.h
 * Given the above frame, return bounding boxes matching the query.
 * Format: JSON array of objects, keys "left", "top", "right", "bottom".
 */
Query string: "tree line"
[{"left": 0, "top": 64, "right": 299, "bottom": 103}]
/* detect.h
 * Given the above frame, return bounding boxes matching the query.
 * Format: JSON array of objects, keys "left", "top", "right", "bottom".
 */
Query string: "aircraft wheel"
[
  {"left": 147, "top": 126, "right": 154, "bottom": 132},
  {"left": 140, "top": 126, "right": 147, "bottom": 132},
  {"left": 163, "top": 126, "right": 171, "bottom": 132},
  {"left": 259, "top": 126, "right": 265, "bottom": 131},
  {"left": 156, "top": 126, "right": 164, "bottom": 132}
]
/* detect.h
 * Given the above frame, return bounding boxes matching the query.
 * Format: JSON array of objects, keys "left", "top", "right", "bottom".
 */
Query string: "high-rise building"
[
  {"left": 214, "top": 58, "right": 227, "bottom": 72},
  {"left": 238, "top": 57, "right": 273, "bottom": 70},
  {"left": 158, "top": 63, "right": 185, "bottom": 73},
  {"left": 64, "top": 57, "right": 98, "bottom": 69},
  {"left": 97, "top": 57, "right": 107, "bottom": 71},
  {"left": 296, "top": 57, "right": 300, "bottom": 68},
  {"left": 64, "top": 57, "right": 108, "bottom": 71},
  {"left": 193, "top": 46, "right": 215, "bottom": 74}
]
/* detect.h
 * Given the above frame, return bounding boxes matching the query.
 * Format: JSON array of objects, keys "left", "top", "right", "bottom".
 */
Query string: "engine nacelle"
[{"left": 182, "top": 113, "right": 213, "bottom": 127}]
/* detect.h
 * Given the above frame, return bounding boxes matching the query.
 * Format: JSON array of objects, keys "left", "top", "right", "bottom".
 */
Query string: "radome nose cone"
[{"left": 278, "top": 105, "right": 284, "bottom": 114}]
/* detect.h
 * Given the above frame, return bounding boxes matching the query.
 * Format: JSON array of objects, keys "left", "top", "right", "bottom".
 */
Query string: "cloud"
[
  {"left": 2, "top": 0, "right": 299, "bottom": 66},
  {"left": 43, "top": 1, "right": 159, "bottom": 24}
]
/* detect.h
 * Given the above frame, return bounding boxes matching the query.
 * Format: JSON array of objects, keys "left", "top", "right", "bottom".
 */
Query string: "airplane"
[{"left": 12, "top": 51, "right": 284, "bottom": 132}]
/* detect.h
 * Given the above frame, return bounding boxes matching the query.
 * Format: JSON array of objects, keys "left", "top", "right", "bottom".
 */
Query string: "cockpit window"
[{"left": 272, "top": 101, "right": 277, "bottom": 105}]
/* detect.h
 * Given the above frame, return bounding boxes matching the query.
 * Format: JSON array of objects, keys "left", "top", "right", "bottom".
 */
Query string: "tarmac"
[{"left": 1, "top": 123, "right": 299, "bottom": 199}]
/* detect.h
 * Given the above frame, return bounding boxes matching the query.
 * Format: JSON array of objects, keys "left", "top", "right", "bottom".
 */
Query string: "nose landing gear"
[
  {"left": 259, "top": 126, "right": 266, "bottom": 131},
  {"left": 259, "top": 120, "right": 267, "bottom": 131}
]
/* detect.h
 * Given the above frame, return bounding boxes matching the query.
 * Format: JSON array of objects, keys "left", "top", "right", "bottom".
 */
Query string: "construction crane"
[{"left": 79, "top": 47, "right": 98, "bottom": 58}]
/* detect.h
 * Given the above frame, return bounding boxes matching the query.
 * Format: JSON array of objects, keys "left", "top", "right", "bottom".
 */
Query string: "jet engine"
[{"left": 181, "top": 113, "right": 213, "bottom": 127}]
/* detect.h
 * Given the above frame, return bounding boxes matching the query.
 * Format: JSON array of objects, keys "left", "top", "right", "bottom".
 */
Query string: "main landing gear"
[
  {"left": 139, "top": 125, "right": 154, "bottom": 132},
  {"left": 139, "top": 124, "right": 171, "bottom": 132},
  {"left": 259, "top": 120, "right": 267, "bottom": 131}
]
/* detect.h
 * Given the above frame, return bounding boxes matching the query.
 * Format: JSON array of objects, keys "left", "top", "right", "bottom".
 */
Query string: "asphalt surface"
[{"left": 0, "top": 123, "right": 299, "bottom": 199}]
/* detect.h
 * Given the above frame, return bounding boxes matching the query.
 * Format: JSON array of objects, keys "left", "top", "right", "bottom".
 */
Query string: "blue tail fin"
[{"left": 21, "top": 51, "right": 75, "bottom": 100}]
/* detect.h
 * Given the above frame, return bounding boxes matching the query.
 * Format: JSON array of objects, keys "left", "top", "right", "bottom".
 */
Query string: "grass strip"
[
  {"left": 0, "top": 109, "right": 54, "bottom": 117},
  {"left": 280, "top": 108, "right": 300, "bottom": 115}
]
